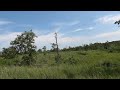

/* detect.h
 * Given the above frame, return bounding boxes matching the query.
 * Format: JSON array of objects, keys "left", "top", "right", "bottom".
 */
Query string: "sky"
[{"left": 0, "top": 11, "right": 120, "bottom": 51}]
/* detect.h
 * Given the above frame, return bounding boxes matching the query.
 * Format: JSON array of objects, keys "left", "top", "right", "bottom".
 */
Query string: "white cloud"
[
  {"left": 53, "top": 20, "right": 80, "bottom": 27},
  {"left": 58, "top": 36, "right": 87, "bottom": 44},
  {"left": 87, "top": 27, "right": 94, "bottom": 30},
  {"left": 94, "top": 30, "right": 120, "bottom": 38},
  {"left": 0, "top": 20, "right": 13, "bottom": 25},
  {"left": 35, "top": 31, "right": 89, "bottom": 49},
  {"left": 95, "top": 14, "right": 120, "bottom": 24},
  {"left": 0, "top": 32, "right": 22, "bottom": 51},
  {"left": 0, "top": 32, "right": 21, "bottom": 42},
  {"left": 1, "top": 29, "right": 120, "bottom": 51},
  {"left": 72, "top": 28, "right": 83, "bottom": 32},
  {"left": 72, "top": 27, "right": 94, "bottom": 33},
  {"left": 34, "top": 30, "right": 120, "bottom": 50}
]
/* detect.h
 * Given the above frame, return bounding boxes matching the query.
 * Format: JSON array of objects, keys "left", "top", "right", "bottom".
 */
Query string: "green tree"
[
  {"left": 52, "top": 32, "right": 61, "bottom": 63},
  {"left": 10, "top": 30, "right": 37, "bottom": 54},
  {"left": 51, "top": 43, "right": 57, "bottom": 52},
  {"left": 42, "top": 46, "right": 46, "bottom": 55},
  {"left": 38, "top": 49, "right": 42, "bottom": 53},
  {"left": 9, "top": 30, "right": 37, "bottom": 65},
  {"left": 2, "top": 46, "right": 17, "bottom": 59}
]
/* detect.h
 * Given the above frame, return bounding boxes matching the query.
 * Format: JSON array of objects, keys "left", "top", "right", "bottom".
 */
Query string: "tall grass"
[{"left": 0, "top": 50, "right": 120, "bottom": 79}]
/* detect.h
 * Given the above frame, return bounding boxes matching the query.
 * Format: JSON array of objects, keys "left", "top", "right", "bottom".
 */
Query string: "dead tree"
[
  {"left": 54, "top": 32, "right": 61, "bottom": 63},
  {"left": 55, "top": 32, "right": 59, "bottom": 56}
]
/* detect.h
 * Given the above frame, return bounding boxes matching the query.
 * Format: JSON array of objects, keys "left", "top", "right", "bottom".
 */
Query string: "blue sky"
[{"left": 0, "top": 11, "right": 120, "bottom": 50}]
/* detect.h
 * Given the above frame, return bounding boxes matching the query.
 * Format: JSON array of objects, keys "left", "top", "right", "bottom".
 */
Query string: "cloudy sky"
[{"left": 0, "top": 11, "right": 120, "bottom": 50}]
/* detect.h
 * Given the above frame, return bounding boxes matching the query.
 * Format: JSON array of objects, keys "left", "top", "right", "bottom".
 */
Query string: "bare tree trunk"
[{"left": 55, "top": 32, "right": 59, "bottom": 56}]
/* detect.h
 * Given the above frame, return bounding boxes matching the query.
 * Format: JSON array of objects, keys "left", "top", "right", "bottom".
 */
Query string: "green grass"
[{"left": 0, "top": 50, "right": 120, "bottom": 79}]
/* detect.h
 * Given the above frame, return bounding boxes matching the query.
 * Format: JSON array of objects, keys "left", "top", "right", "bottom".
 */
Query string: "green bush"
[
  {"left": 77, "top": 51, "right": 87, "bottom": 55},
  {"left": 2, "top": 47, "right": 17, "bottom": 59},
  {"left": 81, "top": 60, "right": 120, "bottom": 78},
  {"left": 63, "top": 56, "right": 78, "bottom": 65},
  {"left": 20, "top": 54, "right": 36, "bottom": 66},
  {"left": 55, "top": 54, "right": 62, "bottom": 64}
]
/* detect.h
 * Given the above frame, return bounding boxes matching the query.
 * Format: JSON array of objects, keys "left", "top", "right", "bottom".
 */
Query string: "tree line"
[{"left": 61, "top": 41, "right": 120, "bottom": 52}]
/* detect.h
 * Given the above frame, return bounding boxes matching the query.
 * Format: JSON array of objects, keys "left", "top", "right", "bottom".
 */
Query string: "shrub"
[
  {"left": 2, "top": 47, "right": 17, "bottom": 59},
  {"left": 20, "top": 54, "right": 36, "bottom": 66},
  {"left": 55, "top": 54, "right": 62, "bottom": 64},
  {"left": 81, "top": 60, "right": 120, "bottom": 78},
  {"left": 77, "top": 51, "right": 87, "bottom": 55},
  {"left": 63, "top": 56, "right": 78, "bottom": 65}
]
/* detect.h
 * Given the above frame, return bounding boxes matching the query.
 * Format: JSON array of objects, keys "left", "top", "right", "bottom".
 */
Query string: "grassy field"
[{"left": 0, "top": 50, "right": 120, "bottom": 79}]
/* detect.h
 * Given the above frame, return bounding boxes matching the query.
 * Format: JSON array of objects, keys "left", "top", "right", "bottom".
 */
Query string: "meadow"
[{"left": 0, "top": 50, "right": 120, "bottom": 79}]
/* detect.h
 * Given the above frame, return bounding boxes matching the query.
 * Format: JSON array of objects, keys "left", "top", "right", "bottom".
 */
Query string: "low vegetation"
[
  {"left": 0, "top": 50, "right": 120, "bottom": 79},
  {"left": 0, "top": 20, "right": 120, "bottom": 79}
]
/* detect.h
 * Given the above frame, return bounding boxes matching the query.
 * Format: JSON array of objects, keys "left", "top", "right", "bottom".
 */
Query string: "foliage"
[
  {"left": 2, "top": 47, "right": 17, "bottom": 59},
  {"left": 10, "top": 30, "right": 37, "bottom": 54},
  {"left": 0, "top": 50, "right": 120, "bottom": 78},
  {"left": 42, "top": 46, "right": 46, "bottom": 55},
  {"left": 20, "top": 54, "right": 36, "bottom": 66},
  {"left": 51, "top": 43, "right": 57, "bottom": 52},
  {"left": 1, "top": 30, "right": 37, "bottom": 65},
  {"left": 63, "top": 56, "right": 78, "bottom": 65},
  {"left": 61, "top": 40, "right": 120, "bottom": 52},
  {"left": 38, "top": 49, "right": 42, "bottom": 53},
  {"left": 55, "top": 54, "right": 62, "bottom": 64},
  {"left": 1, "top": 29, "right": 120, "bottom": 78}
]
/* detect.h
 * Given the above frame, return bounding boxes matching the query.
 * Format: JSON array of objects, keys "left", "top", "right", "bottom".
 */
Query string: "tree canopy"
[{"left": 10, "top": 30, "right": 37, "bottom": 54}]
